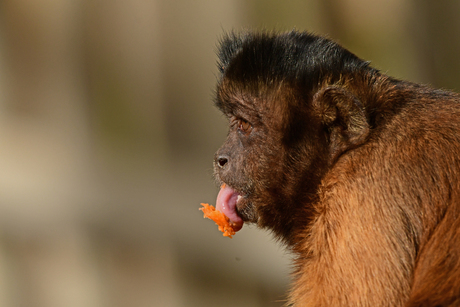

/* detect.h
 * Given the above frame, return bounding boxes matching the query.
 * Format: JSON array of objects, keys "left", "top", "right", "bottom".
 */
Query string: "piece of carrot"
[{"left": 200, "top": 203, "right": 236, "bottom": 238}]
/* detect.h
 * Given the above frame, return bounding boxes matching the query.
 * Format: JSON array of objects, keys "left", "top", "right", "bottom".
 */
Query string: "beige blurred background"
[{"left": 0, "top": 0, "right": 459, "bottom": 306}]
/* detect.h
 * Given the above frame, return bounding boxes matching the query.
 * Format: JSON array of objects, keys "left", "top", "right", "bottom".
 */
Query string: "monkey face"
[
  {"left": 213, "top": 82, "right": 327, "bottom": 238},
  {"left": 213, "top": 87, "right": 285, "bottom": 228}
]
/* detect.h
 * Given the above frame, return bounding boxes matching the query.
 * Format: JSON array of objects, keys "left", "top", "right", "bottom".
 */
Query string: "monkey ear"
[{"left": 312, "top": 86, "right": 370, "bottom": 160}]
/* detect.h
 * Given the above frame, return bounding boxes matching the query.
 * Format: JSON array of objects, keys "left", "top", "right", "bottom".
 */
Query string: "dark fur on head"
[{"left": 213, "top": 30, "right": 460, "bottom": 306}]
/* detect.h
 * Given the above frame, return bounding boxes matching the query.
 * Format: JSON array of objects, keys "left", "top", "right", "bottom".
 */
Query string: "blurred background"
[{"left": 0, "top": 0, "right": 459, "bottom": 306}]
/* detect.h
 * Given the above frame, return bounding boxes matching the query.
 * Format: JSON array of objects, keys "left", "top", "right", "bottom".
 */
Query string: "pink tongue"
[{"left": 216, "top": 185, "right": 244, "bottom": 232}]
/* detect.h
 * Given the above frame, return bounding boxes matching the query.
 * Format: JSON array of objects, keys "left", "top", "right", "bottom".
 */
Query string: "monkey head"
[{"left": 213, "top": 31, "right": 372, "bottom": 243}]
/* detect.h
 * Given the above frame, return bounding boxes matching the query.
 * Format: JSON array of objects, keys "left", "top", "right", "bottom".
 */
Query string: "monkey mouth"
[{"left": 216, "top": 184, "right": 245, "bottom": 232}]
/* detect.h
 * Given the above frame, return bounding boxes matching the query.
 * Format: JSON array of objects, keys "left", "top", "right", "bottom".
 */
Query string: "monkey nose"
[{"left": 217, "top": 155, "right": 228, "bottom": 168}]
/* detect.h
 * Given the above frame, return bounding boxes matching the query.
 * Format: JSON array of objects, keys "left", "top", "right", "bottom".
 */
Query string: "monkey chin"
[{"left": 216, "top": 184, "right": 244, "bottom": 232}]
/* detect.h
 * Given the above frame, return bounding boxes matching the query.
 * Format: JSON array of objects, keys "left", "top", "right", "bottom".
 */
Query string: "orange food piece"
[{"left": 200, "top": 203, "right": 236, "bottom": 238}]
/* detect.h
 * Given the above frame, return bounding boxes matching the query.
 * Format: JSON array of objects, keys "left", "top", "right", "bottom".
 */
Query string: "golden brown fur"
[{"left": 213, "top": 30, "right": 460, "bottom": 306}]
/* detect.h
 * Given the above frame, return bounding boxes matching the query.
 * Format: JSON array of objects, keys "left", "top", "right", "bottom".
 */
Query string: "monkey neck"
[{"left": 263, "top": 158, "right": 327, "bottom": 248}]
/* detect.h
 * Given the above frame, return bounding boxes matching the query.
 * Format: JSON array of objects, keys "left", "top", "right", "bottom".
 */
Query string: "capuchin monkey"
[{"left": 212, "top": 30, "right": 460, "bottom": 306}]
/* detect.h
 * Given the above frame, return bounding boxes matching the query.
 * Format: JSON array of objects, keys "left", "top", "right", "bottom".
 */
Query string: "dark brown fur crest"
[{"left": 213, "top": 30, "right": 460, "bottom": 306}]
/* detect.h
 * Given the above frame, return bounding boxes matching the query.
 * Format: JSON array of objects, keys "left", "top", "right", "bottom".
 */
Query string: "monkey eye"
[
  {"left": 238, "top": 119, "right": 252, "bottom": 134},
  {"left": 238, "top": 119, "right": 253, "bottom": 135}
]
